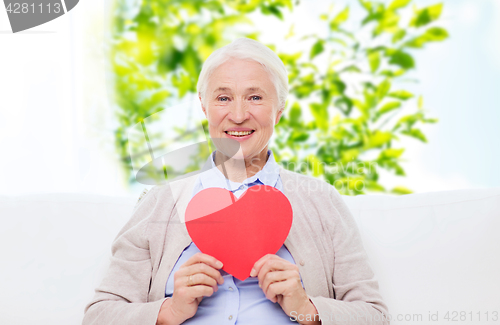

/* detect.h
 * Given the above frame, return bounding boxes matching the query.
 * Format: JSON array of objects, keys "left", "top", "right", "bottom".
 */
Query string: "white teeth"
[{"left": 227, "top": 131, "right": 253, "bottom": 136}]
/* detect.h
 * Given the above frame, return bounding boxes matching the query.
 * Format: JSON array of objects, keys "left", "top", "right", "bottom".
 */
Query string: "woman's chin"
[
  {"left": 214, "top": 146, "right": 261, "bottom": 162},
  {"left": 220, "top": 147, "right": 247, "bottom": 161}
]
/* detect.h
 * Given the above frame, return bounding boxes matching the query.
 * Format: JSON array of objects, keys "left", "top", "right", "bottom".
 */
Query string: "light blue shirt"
[{"left": 164, "top": 150, "right": 301, "bottom": 324}]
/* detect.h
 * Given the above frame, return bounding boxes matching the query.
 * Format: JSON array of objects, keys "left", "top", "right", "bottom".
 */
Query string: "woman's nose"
[{"left": 228, "top": 100, "right": 249, "bottom": 124}]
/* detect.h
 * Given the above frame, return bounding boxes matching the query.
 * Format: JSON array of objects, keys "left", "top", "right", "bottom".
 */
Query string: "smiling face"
[{"left": 200, "top": 58, "right": 283, "bottom": 162}]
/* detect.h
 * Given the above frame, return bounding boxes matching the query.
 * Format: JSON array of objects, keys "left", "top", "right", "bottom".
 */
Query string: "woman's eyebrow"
[
  {"left": 246, "top": 87, "right": 266, "bottom": 93},
  {"left": 213, "top": 87, "right": 266, "bottom": 94},
  {"left": 213, "top": 87, "right": 231, "bottom": 93}
]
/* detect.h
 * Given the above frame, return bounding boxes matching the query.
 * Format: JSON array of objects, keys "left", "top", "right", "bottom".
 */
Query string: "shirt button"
[
  {"left": 228, "top": 315, "right": 233, "bottom": 320},
  {"left": 228, "top": 286, "right": 234, "bottom": 291},
  {"left": 300, "top": 260, "right": 305, "bottom": 266}
]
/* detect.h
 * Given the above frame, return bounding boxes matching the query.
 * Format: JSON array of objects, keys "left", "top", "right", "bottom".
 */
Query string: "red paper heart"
[{"left": 185, "top": 185, "right": 293, "bottom": 281}]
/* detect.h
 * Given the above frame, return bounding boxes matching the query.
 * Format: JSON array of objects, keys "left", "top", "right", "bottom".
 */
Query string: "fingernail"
[
  {"left": 258, "top": 282, "right": 261, "bottom": 288},
  {"left": 250, "top": 268, "right": 257, "bottom": 277},
  {"left": 216, "top": 261, "right": 223, "bottom": 268}
]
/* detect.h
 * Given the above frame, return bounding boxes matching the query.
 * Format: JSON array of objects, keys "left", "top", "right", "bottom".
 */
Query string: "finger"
[
  {"left": 261, "top": 269, "right": 300, "bottom": 298},
  {"left": 265, "top": 279, "right": 294, "bottom": 303},
  {"left": 250, "top": 254, "right": 275, "bottom": 277},
  {"left": 184, "top": 261, "right": 224, "bottom": 285},
  {"left": 187, "top": 273, "right": 219, "bottom": 292},
  {"left": 181, "top": 252, "right": 223, "bottom": 270},
  {"left": 183, "top": 284, "right": 216, "bottom": 300},
  {"left": 257, "top": 258, "right": 293, "bottom": 286}
]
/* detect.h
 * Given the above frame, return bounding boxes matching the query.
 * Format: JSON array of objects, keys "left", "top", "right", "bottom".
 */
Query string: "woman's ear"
[
  {"left": 275, "top": 107, "right": 284, "bottom": 125},
  {"left": 199, "top": 94, "right": 207, "bottom": 117}
]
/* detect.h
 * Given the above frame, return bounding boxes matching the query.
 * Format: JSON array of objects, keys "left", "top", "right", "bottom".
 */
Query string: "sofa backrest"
[
  {"left": 343, "top": 188, "right": 500, "bottom": 324},
  {"left": 1, "top": 188, "right": 499, "bottom": 324}
]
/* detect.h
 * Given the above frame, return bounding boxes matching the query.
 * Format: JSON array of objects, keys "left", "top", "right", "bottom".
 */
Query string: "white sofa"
[{"left": 1, "top": 188, "right": 499, "bottom": 325}]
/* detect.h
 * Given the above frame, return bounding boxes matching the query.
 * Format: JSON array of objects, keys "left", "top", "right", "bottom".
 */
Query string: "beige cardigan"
[{"left": 82, "top": 168, "right": 389, "bottom": 325}]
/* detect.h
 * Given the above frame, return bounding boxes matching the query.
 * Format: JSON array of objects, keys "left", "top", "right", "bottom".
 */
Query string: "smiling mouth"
[{"left": 225, "top": 130, "right": 255, "bottom": 137}]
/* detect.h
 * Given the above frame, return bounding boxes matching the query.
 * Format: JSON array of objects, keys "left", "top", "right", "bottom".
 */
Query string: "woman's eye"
[
  {"left": 218, "top": 97, "right": 229, "bottom": 102},
  {"left": 250, "top": 96, "right": 262, "bottom": 101}
]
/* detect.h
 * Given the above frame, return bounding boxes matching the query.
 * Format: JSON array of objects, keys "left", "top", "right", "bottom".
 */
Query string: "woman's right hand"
[{"left": 156, "top": 252, "right": 225, "bottom": 325}]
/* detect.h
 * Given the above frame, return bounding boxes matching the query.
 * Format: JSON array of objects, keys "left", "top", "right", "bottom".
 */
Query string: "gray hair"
[{"left": 196, "top": 38, "right": 289, "bottom": 111}]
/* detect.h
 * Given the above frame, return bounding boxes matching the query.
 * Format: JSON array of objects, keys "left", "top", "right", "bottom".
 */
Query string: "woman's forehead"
[
  {"left": 211, "top": 86, "right": 268, "bottom": 94},
  {"left": 208, "top": 60, "right": 275, "bottom": 94}
]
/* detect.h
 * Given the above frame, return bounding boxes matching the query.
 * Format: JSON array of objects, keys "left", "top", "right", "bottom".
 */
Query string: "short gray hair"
[{"left": 196, "top": 38, "right": 289, "bottom": 111}]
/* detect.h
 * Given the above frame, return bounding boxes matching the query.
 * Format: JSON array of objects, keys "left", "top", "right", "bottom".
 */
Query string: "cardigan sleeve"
[
  {"left": 307, "top": 186, "right": 390, "bottom": 325},
  {"left": 82, "top": 186, "right": 168, "bottom": 325}
]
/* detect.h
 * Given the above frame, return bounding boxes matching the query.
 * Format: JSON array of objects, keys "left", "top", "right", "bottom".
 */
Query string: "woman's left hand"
[{"left": 250, "top": 254, "right": 320, "bottom": 324}]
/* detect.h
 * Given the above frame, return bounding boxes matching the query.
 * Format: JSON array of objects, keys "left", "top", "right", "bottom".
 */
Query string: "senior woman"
[{"left": 82, "top": 38, "right": 389, "bottom": 325}]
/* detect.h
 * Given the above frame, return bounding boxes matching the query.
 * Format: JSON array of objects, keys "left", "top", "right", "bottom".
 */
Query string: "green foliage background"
[{"left": 110, "top": 0, "right": 448, "bottom": 195}]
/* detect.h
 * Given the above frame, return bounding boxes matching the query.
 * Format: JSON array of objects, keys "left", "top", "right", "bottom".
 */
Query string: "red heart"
[{"left": 185, "top": 185, "right": 293, "bottom": 281}]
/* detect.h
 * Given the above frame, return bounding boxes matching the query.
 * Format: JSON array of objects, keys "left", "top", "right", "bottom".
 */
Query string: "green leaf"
[
  {"left": 425, "top": 27, "right": 449, "bottom": 40},
  {"left": 373, "top": 10, "right": 400, "bottom": 36},
  {"left": 340, "top": 148, "right": 360, "bottom": 162},
  {"left": 392, "top": 29, "right": 406, "bottom": 43},
  {"left": 379, "top": 148, "right": 405, "bottom": 159},
  {"left": 395, "top": 112, "right": 421, "bottom": 128},
  {"left": 385, "top": 160, "right": 406, "bottom": 175},
  {"left": 335, "top": 96, "right": 353, "bottom": 116},
  {"left": 366, "top": 131, "right": 392, "bottom": 148},
  {"left": 289, "top": 131, "right": 309, "bottom": 142},
  {"left": 141, "top": 90, "right": 170, "bottom": 109},
  {"left": 294, "top": 85, "right": 315, "bottom": 98},
  {"left": 402, "top": 128, "right": 428, "bottom": 142},
  {"left": 364, "top": 181, "right": 386, "bottom": 192},
  {"left": 310, "top": 103, "right": 329, "bottom": 130},
  {"left": 289, "top": 102, "right": 302, "bottom": 126},
  {"left": 359, "top": 0, "right": 372, "bottom": 12},
  {"left": 378, "top": 101, "right": 401, "bottom": 115},
  {"left": 362, "top": 91, "right": 375, "bottom": 115},
  {"left": 388, "top": 90, "right": 414, "bottom": 100},
  {"left": 410, "top": 3, "right": 444, "bottom": 28},
  {"left": 310, "top": 40, "right": 325, "bottom": 59},
  {"left": 279, "top": 52, "right": 302, "bottom": 66},
  {"left": 391, "top": 186, "right": 413, "bottom": 194},
  {"left": 361, "top": 3, "right": 385, "bottom": 25},
  {"left": 330, "top": 7, "right": 350, "bottom": 29},
  {"left": 368, "top": 51, "right": 381, "bottom": 73},
  {"left": 388, "top": 0, "right": 411, "bottom": 11},
  {"left": 339, "top": 65, "right": 362, "bottom": 73},
  {"left": 172, "top": 73, "right": 192, "bottom": 98},
  {"left": 405, "top": 27, "right": 449, "bottom": 48},
  {"left": 423, "top": 117, "right": 439, "bottom": 123},
  {"left": 306, "top": 154, "right": 324, "bottom": 177},
  {"left": 388, "top": 50, "right": 415, "bottom": 69},
  {"left": 180, "top": 46, "right": 202, "bottom": 78},
  {"left": 261, "top": 5, "right": 284, "bottom": 20},
  {"left": 376, "top": 79, "right": 391, "bottom": 100},
  {"left": 379, "top": 69, "right": 405, "bottom": 77}
]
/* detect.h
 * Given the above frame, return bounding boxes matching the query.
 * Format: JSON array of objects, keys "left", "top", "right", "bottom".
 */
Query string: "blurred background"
[{"left": 0, "top": 0, "right": 499, "bottom": 198}]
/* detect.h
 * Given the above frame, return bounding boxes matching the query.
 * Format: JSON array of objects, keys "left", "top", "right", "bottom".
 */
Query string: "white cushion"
[
  {"left": 0, "top": 193, "right": 136, "bottom": 325},
  {"left": 343, "top": 188, "right": 500, "bottom": 324}
]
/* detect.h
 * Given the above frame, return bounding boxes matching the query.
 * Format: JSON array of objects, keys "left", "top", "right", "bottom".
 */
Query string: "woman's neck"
[{"left": 214, "top": 148, "right": 269, "bottom": 183}]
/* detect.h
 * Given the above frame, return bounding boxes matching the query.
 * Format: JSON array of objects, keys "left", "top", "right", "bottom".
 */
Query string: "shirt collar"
[{"left": 198, "top": 149, "right": 280, "bottom": 190}]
